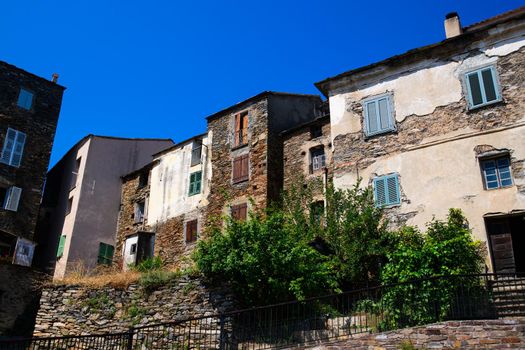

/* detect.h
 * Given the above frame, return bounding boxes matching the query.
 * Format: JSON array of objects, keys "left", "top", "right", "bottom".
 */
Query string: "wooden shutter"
[
  {"left": 231, "top": 203, "right": 247, "bottom": 221},
  {"left": 0, "top": 129, "right": 17, "bottom": 165},
  {"left": 4, "top": 186, "right": 22, "bottom": 211},
  {"left": 57, "top": 235, "right": 66, "bottom": 258},
  {"left": 234, "top": 113, "right": 241, "bottom": 146},
  {"left": 98, "top": 243, "right": 114, "bottom": 265},
  {"left": 233, "top": 155, "right": 248, "bottom": 183},
  {"left": 186, "top": 220, "right": 198, "bottom": 242}
]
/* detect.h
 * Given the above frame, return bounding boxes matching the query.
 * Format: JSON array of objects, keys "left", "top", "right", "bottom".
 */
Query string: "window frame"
[
  {"left": 233, "top": 111, "right": 249, "bottom": 148},
  {"left": 17, "top": 88, "right": 34, "bottom": 110},
  {"left": 134, "top": 201, "right": 145, "bottom": 223},
  {"left": 185, "top": 219, "right": 198, "bottom": 243},
  {"left": 362, "top": 93, "right": 396, "bottom": 137},
  {"left": 373, "top": 173, "right": 401, "bottom": 208},
  {"left": 2, "top": 186, "right": 22, "bottom": 212},
  {"left": 0, "top": 128, "right": 27, "bottom": 167},
  {"left": 191, "top": 140, "right": 203, "bottom": 166},
  {"left": 464, "top": 65, "right": 502, "bottom": 110},
  {"left": 309, "top": 147, "right": 326, "bottom": 173},
  {"left": 188, "top": 171, "right": 202, "bottom": 196},
  {"left": 480, "top": 156, "right": 513, "bottom": 190}
]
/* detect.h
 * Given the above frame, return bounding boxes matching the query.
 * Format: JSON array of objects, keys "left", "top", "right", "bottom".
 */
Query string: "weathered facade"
[
  {"left": 0, "top": 61, "right": 64, "bottom": 267},
  {"left": 34, "top": 136, "right": 174, "bottom": 279},
  {"left": 205, "top": 92, "right": 322, "bottom": 225},
  {"left": 315, "top": 9, "right": 525, "bottom": 273},
  {"left": 115, "top": 133, "right": 210, "bottom": 269}
]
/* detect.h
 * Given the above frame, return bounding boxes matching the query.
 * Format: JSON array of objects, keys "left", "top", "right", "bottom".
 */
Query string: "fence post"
[
  {"left": 219, "top": 313, "right": 226, "bottom": 350},
  {"left": 126, "top": 327, "right": 134, "bottom": 350}
]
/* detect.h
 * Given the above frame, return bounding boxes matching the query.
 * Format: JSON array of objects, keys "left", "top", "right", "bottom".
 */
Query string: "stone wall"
[
  {"left": 0, "top": 263, "right": 45, "bottom": 337},
  {"left": 34, "top": 275, "right": 235, "bottom": 337},
  {"left": 310, "top": 318, "right": 525, "bottom": 349},
  {"left": 206, "top": 98, "right": 270, "bottom": 225},
  {"left": 283, "top": 116, "right": 331, "bottom": 199},
  {"left": 0, "top": 61, "right": 64, "bottom": 245}
]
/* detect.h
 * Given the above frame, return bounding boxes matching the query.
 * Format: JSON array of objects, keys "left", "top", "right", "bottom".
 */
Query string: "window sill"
[
  {"left": 484, "top": 185, "right": 513, "bottom": 191},
  {"left": 188, "top": 192, "right": 201, "bottom": 197},
  {"left": 376, "top": 203, "right": 401, "bottom": 209},
  {"left": 232, "top": 178, "right": 249, "bottom": 185},
  {"left": 364, "top": 128, "right": 397, "bottom": 140},
  {"left": 467, "top": 99, "right": 504, "bottom": 112},
  {"left": 231, "top": 143, "right": 249, "bottom": 151}
]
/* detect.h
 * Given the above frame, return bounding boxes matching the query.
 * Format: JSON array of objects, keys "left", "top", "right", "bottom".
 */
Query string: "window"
[
  {"left": 310, "top": 201, "right": 324, "bottom": 225},
  {"left": 363, "top": 94, "right": 395, "bottom": 136},
  {"left": 56, "top": 235, "right": 66, "bottom": 258},
  {"left": 310, "top": 125, "right": 323, "bottom": 139},
  {"left": 373, "top": 174, "right": 400, "bottom": 207},
  {"left": 134, "top": 201, "right": 145, "bottom": 223},
  {"left": 234, "top": 112, "right": 249, "bottom": 147},
  {"left": 66, "top": 197, "right": 73, "bottom": 215},
  {"left": 2, "top": 186, "right": 22, "bottom": 212},
  {"left": 17, "top": 88, "right": 34, "bottom": 110},
  {"left": 130, "top": 243, "right": 137, "bottom": 254},
  {"left": 13, "top": 238, "right": 35, "bottom": 267},
  {"left": 189, "top": 171, "right": 202, "bottom": 196},
  {"left": 191, "top": 140, "right": 203, "bottom": 166},
  {"left": 231, "top": 203, "right": 248, "bottom": 221},
  {"left": 97, "top": 243, "right": 114, "bottom": 265},
  {"left": 465, "top": 66, "right": 501, "bottom": 109},
  {"left": 70, "top": 158, "right": 81, "bottom": 190},
  {"left": 185, "top": 219, "right": 198, "bottom": 243},
  {"left": 0, "top": 128, "right": 26, "bottom": 167},
  {"left": 138, "top": 172, "right": 148, "bottom": 188},
  {"left": 232, "top": 154, "right": 249, "bottom": 183},
  {"left": 310, "top": 147, "right": 326, "bottom": 173},
  {"left": 481, "top": 156, "right": 513, "bottom": 190}
]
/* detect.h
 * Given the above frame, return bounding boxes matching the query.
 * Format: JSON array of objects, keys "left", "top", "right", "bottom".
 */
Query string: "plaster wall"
[
  {"left": 328, "top": 33, "right": 525, "bottom": 142},
  {"left": 148, "top": 135, "right": 211, "bottom": 225},
  {"left": 334, "top": 125, "right": 525, "bottom": 268}
]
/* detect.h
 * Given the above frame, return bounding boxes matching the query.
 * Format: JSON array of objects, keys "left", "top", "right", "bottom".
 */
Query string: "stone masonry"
[{"left": 309, "top": 318, "right": 525, "bottom": 350}]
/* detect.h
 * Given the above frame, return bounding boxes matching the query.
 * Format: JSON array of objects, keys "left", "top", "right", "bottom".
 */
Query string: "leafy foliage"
[{"left": 132, "top": 256, "right": 163, "bottom": 272}]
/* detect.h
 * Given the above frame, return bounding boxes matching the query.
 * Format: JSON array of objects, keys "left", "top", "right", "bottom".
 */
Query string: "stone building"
[
  {"left": 315, "top": 8, "right": 525, "bottom": 273},
  {"left": 205, "top": 91, "right": 322, "bottom": 224},
  {"left": 114, "top": 133, "right": 210, "bottom": 269},
  {"left": 34, "top": 135, "right": 173, "bottom": 278},
  {"left": 0, "top": 61, "right": 64, "bottom": 267},
  {"left": 281, "top": 102, "right": 331, "bottom": 207}
]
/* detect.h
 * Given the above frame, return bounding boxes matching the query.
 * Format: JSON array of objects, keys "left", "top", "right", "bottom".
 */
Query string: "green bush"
[
  {"left": 138, "top": 270, "right": 179, "bottom": 292},
  {"left": 132, "top": 256, "right": 163, "bottom": 272}
]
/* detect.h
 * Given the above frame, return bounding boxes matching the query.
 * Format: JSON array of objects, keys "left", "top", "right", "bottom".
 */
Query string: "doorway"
[{"left": 485, "top": 214, "right": 525, "bottom": 274}]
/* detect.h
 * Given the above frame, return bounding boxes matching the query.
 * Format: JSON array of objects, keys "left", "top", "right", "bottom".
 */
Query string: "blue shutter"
[
  {"left": 364, "top": 95, "right": 395, "bottom": 136},
  {"left": 465, "top": 66, "right": 501, "bottom": 109},
  {"left": 386, "top": 175, "right": 400, "bottom": 205},
  {"left": 374, "top": 174, "right": 400, "bottom": 207},
  {"left": 0, "top": 129, "right": 16, "bottom": 165},
  {"left": 497, "top": 158, "right": 512, "bottom": 187},
  {"left": 374, "top": 177, "right": 386, "bottom": 207},
  {"left": 11, "top": 131, "right": 26, "bottom": 167}
]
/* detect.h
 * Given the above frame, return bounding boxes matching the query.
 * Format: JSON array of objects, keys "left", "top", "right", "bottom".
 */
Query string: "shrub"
[
  {"left": 132, "top": 256, "right": 163, "bottom": 272},
  {"left": 138, "top": 270, "right": 179, "bottom": 292}
]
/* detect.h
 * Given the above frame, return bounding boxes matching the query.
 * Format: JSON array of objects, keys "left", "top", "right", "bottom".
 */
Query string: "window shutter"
[
  {"left": 13, "top": 238, "right": 35, "bottom": 267},
  {"left": 386, "top": 175, "right": 400, "bottom": 205},
  {"left": 4, "top": 186, "right": 22, "bottom": 211},
  {"left": 374, "top": 177, "right": 386, "bottom": 207},
  {"left": 234, "top": 113, "right": 241, "bottom": 146},
  {"left": 378, "top": 97, "right": 390, "bottom": 130},
  {"left": 1, "top": 129, "right": 17, "bottom": 165},
  {"left": 241, "top": 154, "right": 248, "bottom": 180},
  {"left": 365, "top": 101, "right": 378, "bottom": 135},
  {"left": 189, "top": 172, "right": 195, "bottom": 195},
  {"left": 11, "top": 132, "right": 26, "bottom": 167},
  {"left": 57, "top": 235, "right": 66, "bottom": 258},
  {"left": 195, "top": 171, "right": 202, "bottom": 193}
]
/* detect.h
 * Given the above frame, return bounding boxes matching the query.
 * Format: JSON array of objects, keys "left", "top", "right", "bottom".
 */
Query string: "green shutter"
[
  {"left": 97, "top": 242, "right": 114, "bottom": 265},
  {"left": 56, "top": 235, "right": 66, "bottom": 258},
  {"left": 189, "top": 171, "right": 202, "bottom": 196}
]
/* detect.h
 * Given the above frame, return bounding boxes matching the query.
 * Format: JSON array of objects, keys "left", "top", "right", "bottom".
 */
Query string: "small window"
[
  {"left": 310, "top": 147, "right": 326, "bottom": 173},
  {"left": 232, "top": 154, "right": 249, "bottom": 183},
  {"left": 374, "top": 174, "right": 400, "bottom": 207},
  {"left": 189, "top": 171, "right": 202, "bottom": 196},
  {"left": 191, "top": 140, "right": 203, "bottom": 166},
  {"left": 0, "top": 128, "right": 26, "bottom": 167},
  {"left": 231, "top": 203, "right": 248, "bottom": 221},
  {"left": 138, "top": 172, "right": 148, "bottom": 188},
  {"left": 130, "top": 243, "right": 137, "bottom": 254},
  {"left": 13, "top": 238, "right": 35, "bottom": 267},
  {"left": 465, "top": 66, "right": 501, "bottom": 109},
  {"left": 234, "top": 112, "right": 249, "bottom": 147},
  {"left": 185, "top": 219, "right": 198, "bottom": 243},
  {"left": 17, "top": 89, "right": 34, "bottom": 110},
  {"left": 310, "top": 201, "right": 324, "bottom": 225},
  {"left": 134, "top": 201, "right": 145, "bottom": 223},
  {"left": 56, "top": 235, "right": 66, "bottom": 258},
  {"left": 70, "top": 158, "right": 81, "bottom": 190},
  {"left": 310, "top": 125, "right": 323, "bottom": 139},
  {"left": 97, "top": 243, "right": 114, "bottom": 265},
  {"left": 66, "top": 197, "right": 73, "bottom": 215},
  {"left": 2, "top": 186, "right": 22, "bottom": 212},
  {"left": 481, "top": 156, "right": 513, "bottom": 190},
  {"left": 363, "top": 94, "right": 395, "bottom": 137}
]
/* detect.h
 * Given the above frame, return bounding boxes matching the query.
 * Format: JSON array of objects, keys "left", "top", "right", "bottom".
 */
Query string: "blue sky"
[{"left": 1, "top": 1, "right": 522, "bottom": 166}]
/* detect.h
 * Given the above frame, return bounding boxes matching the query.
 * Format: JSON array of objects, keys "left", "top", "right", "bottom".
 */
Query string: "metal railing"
[{"left": 2, "top": 273, "right": 524, "bottom": 349}]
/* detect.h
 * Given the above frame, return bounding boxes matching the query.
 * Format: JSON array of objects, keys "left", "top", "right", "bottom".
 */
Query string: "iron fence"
[{"left": 1, "top": 273, "right": 524, "bottom": 350}]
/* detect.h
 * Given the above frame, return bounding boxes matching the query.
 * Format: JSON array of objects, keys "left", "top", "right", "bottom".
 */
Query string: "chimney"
[
  {"left": 51, "top": 73, "right": 59, "bottom": 83},
  {"left": 444, "top": 12, "right": 463, "bottom": 39}
]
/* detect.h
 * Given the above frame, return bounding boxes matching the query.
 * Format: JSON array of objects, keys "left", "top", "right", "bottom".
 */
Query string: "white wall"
[{"left": 148, "top": 134, "right": 211, "bottom": 224}]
